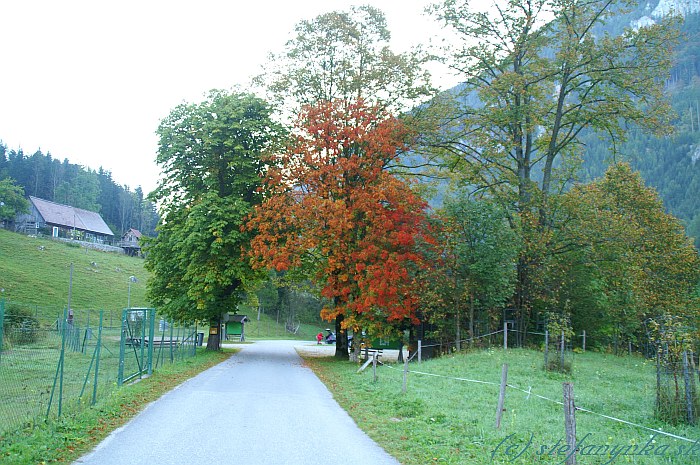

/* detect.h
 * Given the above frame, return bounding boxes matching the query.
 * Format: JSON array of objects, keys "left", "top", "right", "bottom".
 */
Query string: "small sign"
[{"left": 209, "top": 326, "right": 218, "bottom": 335}]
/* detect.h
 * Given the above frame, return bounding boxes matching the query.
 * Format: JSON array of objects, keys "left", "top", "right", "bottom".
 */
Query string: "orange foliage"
[{"left": 247, "top": 100, "right": 434, "bottom": 335}]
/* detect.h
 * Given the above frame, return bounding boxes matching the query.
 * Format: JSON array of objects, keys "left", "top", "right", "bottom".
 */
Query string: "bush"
[{"left": 3, "top": 304, "right": 41, "bottom": 345}]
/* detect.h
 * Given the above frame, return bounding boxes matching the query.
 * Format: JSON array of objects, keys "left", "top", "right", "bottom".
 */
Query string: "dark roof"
[
  {"left": 29, "top": 196, "right": 114, "bottom": 236},
  {"left": 227, "top": 314, "right": 249, "bottom": 324}
]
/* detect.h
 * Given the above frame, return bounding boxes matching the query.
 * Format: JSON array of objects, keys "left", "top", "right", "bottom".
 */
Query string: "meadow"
[
  {"left": 304, "top": 348, "right": 700, "bottom": 465},
  {"left": 0, "top": 228, "right": 148, "bottom": 320}
]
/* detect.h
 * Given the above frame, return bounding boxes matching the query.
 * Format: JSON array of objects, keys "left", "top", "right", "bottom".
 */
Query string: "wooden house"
[
  {"left": 119, "top": 228, "right": 143, "bottom": 256},
  {"left": 15, "top": 196, "right": 114, "bottom": 243}
]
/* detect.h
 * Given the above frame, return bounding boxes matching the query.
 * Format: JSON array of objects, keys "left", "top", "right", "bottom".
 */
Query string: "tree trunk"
[
  {"left": 334, "top": 313, "right": 348, "bottom": 360},
  {"left": 206, "top": 316, "right": 221, "bottom": 351},
  {"left": 515, "top": 257, "right": 530, "bottom": 348},
  {"left": 350, "top": 328, "right": 361, "bottom": 362}
]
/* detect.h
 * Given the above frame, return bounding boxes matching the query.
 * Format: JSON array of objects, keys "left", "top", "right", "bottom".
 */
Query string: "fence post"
[
  {"left": 683, "top": 351, "right": 695, "bottom": 425},
  {"left": 544, "top": 330, "right": 549, "bottom": 369},
  {"left": 418, "top": 340, "right": 422, "bottom": 364},
  {"left": 372, "top": 352, "right": 378, "bottom": 383},
  {"left": 655, "top": 350, "right": 661, "bottom": 410},
  {"left": 560, "top": 332, "right": 565, "bottom": 369},
  {"left": 495, "top": 363, "right": 508, "bottom": 429},
  {"left": 92, "top": 310, "right": 103, "bottom": 404},
  {"left": 503, "top": 322, "right": 508, "bottom": 350},
  {"left": 582, "top": 330, "right": 586, "bottom": 352},
  {"left": 118, "top": 309, "right": 126, "bottom": 386},
  {"left": 147, "top": 309, "right": 155, "bottom": 375},
  {"left": 169, "top": 317, "right": 174, "bottom": 363},
  {"left": 402, "top": 355, "right": 409, "bottom": 393},
  {"left": 48, "top": 307, "right": 68, "bottom": 418},
  {"left": 563, "top": 382, "right": 577, "bottom": 465},
  {"left": 0, "top": 298, "right": 4, "bottom": 362}
]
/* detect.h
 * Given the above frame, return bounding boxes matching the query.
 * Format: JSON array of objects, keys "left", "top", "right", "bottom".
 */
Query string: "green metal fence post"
[
  {"left": 92, "top": 310, "right": 103, "bottom": 404},
  {"left": 147, "top": 309, "right": 155, "bottom": 375},
  {"left": 48, "top": 307, "right": 68, "bottom": 418},
  {"left": 0, "top": 298, "right": 5, "bottom": 363},
  {"left": 169, "top": 318, "right": 174, "bottom": 363},
  {"left": 139, "top": 311, "right": 145, "bottom": 379},
  {"left": 118, "top": 308, "right": 126, "bottom": 386}
]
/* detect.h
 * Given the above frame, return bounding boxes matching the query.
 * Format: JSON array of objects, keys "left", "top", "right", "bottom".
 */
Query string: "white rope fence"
[{"left": 378, "top": 360, "right": 697, "bottom": 444}]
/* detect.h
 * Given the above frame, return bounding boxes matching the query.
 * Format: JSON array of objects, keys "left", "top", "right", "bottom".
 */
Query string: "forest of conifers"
[{"left": 0, "top": 143, "right": 159, "bottom": 237}]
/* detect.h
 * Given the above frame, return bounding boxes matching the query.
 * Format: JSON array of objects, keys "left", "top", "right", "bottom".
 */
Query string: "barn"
[{"left": 15, "top": 196, "right": 114, "bottom": 244}]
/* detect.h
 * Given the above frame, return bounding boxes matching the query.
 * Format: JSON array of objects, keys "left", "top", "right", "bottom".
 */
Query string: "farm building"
[
  {"left": 118, "top": 228, "right": 143, "bottom": 256},
  {"left": 15, "top": 196, "right": 114, "bottom": 244}
]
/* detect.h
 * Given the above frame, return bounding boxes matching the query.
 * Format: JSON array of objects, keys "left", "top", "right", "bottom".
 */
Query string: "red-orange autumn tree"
[{"left": 247, "top": 100, "right": 434, "bottom": 359}]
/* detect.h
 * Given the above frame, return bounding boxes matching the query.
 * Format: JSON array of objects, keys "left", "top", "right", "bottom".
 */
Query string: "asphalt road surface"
[{"left": 74, "top": 340, "right": 400, "bottom": 465}]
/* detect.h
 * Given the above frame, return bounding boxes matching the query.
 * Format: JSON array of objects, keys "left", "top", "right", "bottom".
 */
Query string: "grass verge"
[
  {"left": 303, "top": 349, "right": 700, "bottom": 465},
  {"left": 0, "top": 348, "right": 232, "bottom": 465}
]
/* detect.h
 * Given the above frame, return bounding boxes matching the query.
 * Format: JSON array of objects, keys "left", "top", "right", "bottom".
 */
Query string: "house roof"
[
  {"left": 226, "top": 314, "right": 249, "bottom": 324},
  {"left": 122, "top": 228, "right": 143, "bottom": 239},
  {"left": 29, "top": 196, "right": 114, "bottom": 236}
]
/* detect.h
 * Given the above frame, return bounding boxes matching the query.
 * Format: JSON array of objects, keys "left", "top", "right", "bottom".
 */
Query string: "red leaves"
[{"left": 246, "top": 99, "right": 434, "bottom": 332}]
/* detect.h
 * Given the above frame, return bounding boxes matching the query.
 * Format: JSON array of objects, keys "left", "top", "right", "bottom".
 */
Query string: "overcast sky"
[{"left": 0, "top": 0, "right": 463, "bottom": 194}]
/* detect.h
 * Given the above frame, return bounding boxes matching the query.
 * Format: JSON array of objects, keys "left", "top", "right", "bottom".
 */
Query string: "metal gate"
[{"left": 118, "top": 307, "right": 156, "bottom": 385}]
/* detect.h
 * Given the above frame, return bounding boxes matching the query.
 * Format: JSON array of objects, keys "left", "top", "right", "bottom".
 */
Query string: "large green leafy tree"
[
  {"left": 555, "top": 163, "right": 700, "bottom": 347},
  {"left": 145, "top": 90, "right": 283, "bottom": 350},
  {"left": 0, "top": 178, "right": 29, "bottom": 223},
  {"left": 428, "top": 0, "right": 681, "bottom": 339}
]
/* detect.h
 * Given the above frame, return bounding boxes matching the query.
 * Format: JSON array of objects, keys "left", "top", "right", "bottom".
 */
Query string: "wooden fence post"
[
  {"left": 560, "top": 331, "right": 565, "bottom": 369},
  {"left": 418, "top": 339, "right": 422, "bottom": 364},
  {"left": 582, "top": 330, "right": 586, "bottom": 352},
  {"left": 563, "top": 382, "right": 577, "bottom": 465},
  {"left": 372, "top": 352, "right": 378, "bottom": 383},
  {"left": 503, "top": 322, "right": 508, "bottom": 350},
  {"left": 402, "top": 355, "right": 409, "bottom": 393},
  {"left": 495, "top": 363, "right": 508, "bottom": 429},
  {"left": 683, "top": 351, "right": 694, "bottom": 425},
  {"left": 544, "top": 330, "right": 549, "bottom": 369}
]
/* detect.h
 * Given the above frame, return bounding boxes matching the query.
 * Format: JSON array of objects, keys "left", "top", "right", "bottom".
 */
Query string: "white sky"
[{"left": 0, "top": 0, "right": 463, "bottom": 194}]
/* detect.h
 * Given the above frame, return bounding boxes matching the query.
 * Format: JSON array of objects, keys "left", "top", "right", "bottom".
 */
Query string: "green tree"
[
  {"left": 145, "top": 90, "right": 283, "bottom": 350},
  {"left": 54, "top": 168, "right": 101, "bottom": 212},
  {"left": 425, "top": 197, "right": 518, "bottom": 348},
  {"left": 0, "top": 178, "right": 29, "bottom": 224},
  {"left": 256, "top": 5, "right": 433, "bottom": 114},
  {"left": 556, "top": 163, "right": 700, "bottom": 347},
  {"left": 428, "top": 0, "right": 681, "bottom": 338}
]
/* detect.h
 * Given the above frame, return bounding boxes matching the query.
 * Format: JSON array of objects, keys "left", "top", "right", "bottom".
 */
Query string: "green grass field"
[
  {"left": 0, "top": 228, "right": 149, "bottom": 322},
  {"left": 0, "top": 348, "right": 232, "bottom": 465},
  {"left": 239, "top": 310, "right": 328, "bottom": 341},
  {"left": 304, "top": 348, "right": 700, "bottom": 465}
]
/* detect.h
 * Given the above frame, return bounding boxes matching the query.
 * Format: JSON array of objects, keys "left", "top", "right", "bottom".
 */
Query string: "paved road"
[{"left": 75, "top": 340, "right": 400, "bottom": 465}]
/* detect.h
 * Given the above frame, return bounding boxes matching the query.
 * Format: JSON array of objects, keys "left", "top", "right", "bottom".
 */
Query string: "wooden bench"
[
  {"left": 145, "top": 337, "right": 180, "bottom": 347},
  {"left": 125, "top": 337, "right": 143, "bottom": 347},
  {"left": 360, "top": 348, "right": 383, "bottom": 361}
]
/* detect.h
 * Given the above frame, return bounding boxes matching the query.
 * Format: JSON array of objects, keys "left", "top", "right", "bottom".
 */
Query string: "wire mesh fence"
[{"left": 0, "top": 298, "right": 199, "bottom": 435}]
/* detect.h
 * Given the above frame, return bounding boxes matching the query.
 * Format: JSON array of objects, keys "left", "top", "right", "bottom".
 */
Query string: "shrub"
[{"left": 3, "top": 304, "right": 41, "bottom": 345}]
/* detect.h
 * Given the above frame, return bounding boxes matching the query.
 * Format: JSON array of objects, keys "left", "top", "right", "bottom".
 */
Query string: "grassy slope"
[
  {"left": 0, "top": 228, "right": 148, "bottom": 320},
  {"left": 241, "top": 310, "right": 328, "bottom": 341},
  {"left": 304, "top": 349, "right": 700, "bottom": 465}
]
